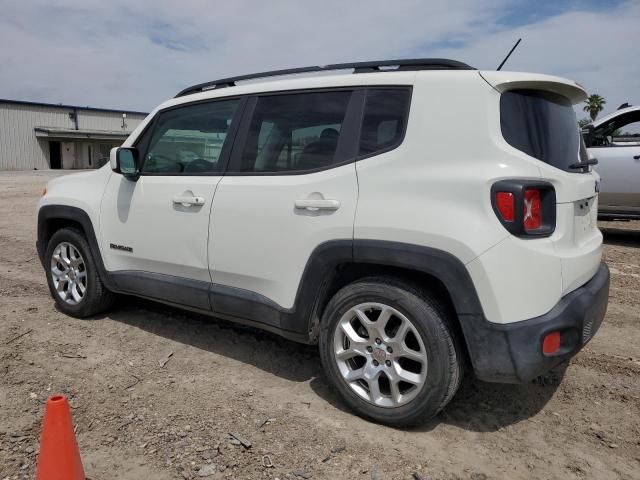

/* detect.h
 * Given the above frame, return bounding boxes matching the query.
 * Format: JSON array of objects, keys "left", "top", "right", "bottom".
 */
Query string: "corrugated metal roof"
[{"left": 0, "top": 98, "right": 148, "bottom": 116}]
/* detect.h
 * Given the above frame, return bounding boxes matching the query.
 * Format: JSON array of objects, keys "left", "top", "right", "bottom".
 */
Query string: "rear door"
[
  {"left": 208, "top": 89, "right": 362, "bottom": 328},
  {"left": 100, "top": 98, "right": 242, "bottom": 309}
]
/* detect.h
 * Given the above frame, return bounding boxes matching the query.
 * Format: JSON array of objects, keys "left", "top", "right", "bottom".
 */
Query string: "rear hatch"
[{"left": 481, "top": 71, "right": 602, "bottom": 294}]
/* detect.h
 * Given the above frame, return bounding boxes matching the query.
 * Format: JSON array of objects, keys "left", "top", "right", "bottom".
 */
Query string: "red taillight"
[
  {"left": 542, "top": 331, "right": 561, "bottom": 355},
  {"left": 491, "top": 180, "right": 555, "bottom": 237},
  {"left": 523, "top": 188, "right": 541, "bottom": 231},
  {"left": 495, "top": 192, "right": 514, "bottom": 222}
]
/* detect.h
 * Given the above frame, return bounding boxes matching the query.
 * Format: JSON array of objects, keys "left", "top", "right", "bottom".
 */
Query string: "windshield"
[{"left": 500, "top": 89, "right": 588, "bottom": 172}]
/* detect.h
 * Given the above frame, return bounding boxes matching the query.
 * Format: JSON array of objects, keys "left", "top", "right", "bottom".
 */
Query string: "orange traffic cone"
[{"left": 35, "top": 395, "right": 85, "bottom": 480}]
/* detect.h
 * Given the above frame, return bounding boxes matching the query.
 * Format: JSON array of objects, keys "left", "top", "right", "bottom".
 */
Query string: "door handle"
[
  {"left": 633, "top": 155, "right": 640, "bottom": 160},
  {"left": 294, "top": 199, "right": 341, "bottom": 211},
  {"left": 173, "top": 195, "right": 205, "bottom": 207}
]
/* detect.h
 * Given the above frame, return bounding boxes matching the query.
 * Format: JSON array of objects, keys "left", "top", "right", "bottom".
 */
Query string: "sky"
[{"left": 0, "top": 0, "right": 638, "bottom": 118}]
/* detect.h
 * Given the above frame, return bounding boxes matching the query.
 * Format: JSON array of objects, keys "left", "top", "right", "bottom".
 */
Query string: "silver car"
[{"left": 583, "top": 106, "right": 640, "bottom": 219}]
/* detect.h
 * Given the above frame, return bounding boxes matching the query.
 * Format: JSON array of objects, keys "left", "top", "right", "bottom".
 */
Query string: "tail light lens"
[
  {"left": 491, "top": 180, "right": 555, "bottom": 238},
  {"left": 523, "top": 189, "right": 541, "bottom": 231},
  {"left": 495, "top": 192, "right": 514, "bottom": 222}
]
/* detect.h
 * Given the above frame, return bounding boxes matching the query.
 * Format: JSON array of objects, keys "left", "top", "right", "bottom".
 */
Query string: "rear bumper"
[{"left": 461, "top": 262, "right": 610, "bottom": 383}]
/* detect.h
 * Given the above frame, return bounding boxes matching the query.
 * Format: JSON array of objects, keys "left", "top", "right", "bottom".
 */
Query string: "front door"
[
  {"left": 591, "top": 110, "right": 640, "bottom": 212},
  {"left": 594, "top": 146, "right": 640, "bottom": 210},
  {"left": 100, "top": 97, "right": 242, "bottom": 309}
]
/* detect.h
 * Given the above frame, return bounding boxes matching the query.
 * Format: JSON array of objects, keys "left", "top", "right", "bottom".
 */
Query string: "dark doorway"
[{"left": 49, "top": 141, "right": 62, "bottom": 169}]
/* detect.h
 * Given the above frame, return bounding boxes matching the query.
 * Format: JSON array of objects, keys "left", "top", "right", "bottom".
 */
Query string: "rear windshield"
[{"left": 500, "top": 89, "right": 587, "bottom": 171}]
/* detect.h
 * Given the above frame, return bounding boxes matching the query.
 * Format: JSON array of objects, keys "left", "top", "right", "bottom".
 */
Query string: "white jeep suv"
[{"left": 37, "top": 59, "right": 609, "bottom": 426}]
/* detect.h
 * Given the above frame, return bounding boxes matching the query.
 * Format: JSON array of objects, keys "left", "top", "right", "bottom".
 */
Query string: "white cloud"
[
  {"left": 0, "top": 0, "right": 637, "bottom": 117},
  {"left": 431, "top": 1, "right": 640, "bottom": 117}
]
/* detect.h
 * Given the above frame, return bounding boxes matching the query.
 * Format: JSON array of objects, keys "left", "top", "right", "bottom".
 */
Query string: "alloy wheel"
[
  {"left": 50, "top": 242, "right": 87, "bottom": 305},
  {"left": 333, "top": 302, "right": 428, "bottom": 408}
]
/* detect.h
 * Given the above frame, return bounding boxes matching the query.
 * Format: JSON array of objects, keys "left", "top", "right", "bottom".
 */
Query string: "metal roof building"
[{"left": 0, "top": 99, "right": 148, "bottom": 170}]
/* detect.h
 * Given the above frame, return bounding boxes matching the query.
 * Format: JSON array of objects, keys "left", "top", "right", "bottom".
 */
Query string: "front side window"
[
  {"left": 359, "top": 88, "right": 411, "bottom": 156},
  {"left": 236, "top": 91, "right": 352, "bottom": 173},
  {"left": 141, "top": 99, "right": 239, "bottom": 174}
]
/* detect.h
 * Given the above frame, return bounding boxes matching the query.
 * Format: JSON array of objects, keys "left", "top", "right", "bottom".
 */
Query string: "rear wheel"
[
  {"left": 319, "top": 278, "right": 461, "bottom": 426},
  {"left": 44, "top": 228, "right": 115, "bottom": 317}
]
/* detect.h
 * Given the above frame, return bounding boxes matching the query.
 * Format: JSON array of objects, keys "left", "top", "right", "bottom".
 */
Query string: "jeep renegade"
[{"left": 37, "top": 59, "right": 609, "bottom": 426}]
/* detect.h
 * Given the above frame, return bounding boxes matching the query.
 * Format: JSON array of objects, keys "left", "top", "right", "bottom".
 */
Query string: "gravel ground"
[{"left": 1, "top": 170, "right": 639, "bottom": 480}]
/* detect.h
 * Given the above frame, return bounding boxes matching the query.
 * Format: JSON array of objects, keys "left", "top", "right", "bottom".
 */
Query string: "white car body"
[{"left": 37, "top": 61, "right": 609, "bottom": 387}]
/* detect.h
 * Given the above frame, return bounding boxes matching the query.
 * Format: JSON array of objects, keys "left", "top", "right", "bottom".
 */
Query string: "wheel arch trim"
[
  {"left": 37, "top": 205, "right": 115, "bottom": 290},
  {"left": 351, "top": 240, "right": 484, "bottom": 317}
]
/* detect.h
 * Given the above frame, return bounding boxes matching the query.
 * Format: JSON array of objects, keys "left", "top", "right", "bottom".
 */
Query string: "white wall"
[{"left": 0, "top": 101, "right": 146, "bottom": 170}]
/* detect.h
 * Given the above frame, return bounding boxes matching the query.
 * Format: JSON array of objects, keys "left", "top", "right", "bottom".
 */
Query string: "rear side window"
[
  {"left": 359, "top": 88, "right": 411, "bottom": 156},
  {"left": 236, "top": 91, "right": 352, "bottom": 173},
  {"left": 500, "top": 89, "right": 587, "bottom": 172},
  {"left": 141, "top": 99, "right": 239, "bottom": 174}
]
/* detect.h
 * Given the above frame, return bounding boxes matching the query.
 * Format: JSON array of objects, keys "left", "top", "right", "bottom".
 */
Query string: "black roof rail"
[{"left": 175, "top": 58, "right": 474, "bottom": 98}]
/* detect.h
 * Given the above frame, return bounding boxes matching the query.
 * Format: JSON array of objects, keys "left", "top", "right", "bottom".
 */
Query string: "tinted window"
[
  {"left": 237, "top": 91, "right": 352, "bottom": 173},
  {"left": 142, "top": 99, "right": 239, "bottom": 174},
  {"left": 359, "top": 89, "right": 411, "bottom": 156},
  {"left": 501, "top": 89, "right": 587, "bottom": 172}
]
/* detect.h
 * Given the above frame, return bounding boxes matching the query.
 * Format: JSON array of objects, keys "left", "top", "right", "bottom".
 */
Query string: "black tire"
[
  {"left": 319, "top": 277, "right": 462, "bottom": 426},
  {"left": 44, "top": 228, "right": 115, "bottom": 318}
]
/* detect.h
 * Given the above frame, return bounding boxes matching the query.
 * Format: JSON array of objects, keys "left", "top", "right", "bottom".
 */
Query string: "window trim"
[
  {"left": 589, "top": 111, "right": 640, "bottom": 149},
  {"left": 355, "top": 86, "right": 413, "bottom": 162},
  {"left": 130, "top": 85, "right": 413, "bottom": 177},
  {"left": 225, "top": 87, "right": 366, "bottom": 176},
  {"left": 134, "top": 96, "right": 248, "bottom": 177}
]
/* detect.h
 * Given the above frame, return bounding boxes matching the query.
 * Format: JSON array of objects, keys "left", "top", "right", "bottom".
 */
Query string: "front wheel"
[
  {"left": 44, "top": 228, "right": 115, "bottom": 318},
  {"left": 319, "top": 278, "right": 462, "bottom": 426}
]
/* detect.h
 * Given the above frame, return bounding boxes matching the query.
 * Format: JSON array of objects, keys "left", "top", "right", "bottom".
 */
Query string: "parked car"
[
  {"left": 583, "top": 105, "right": 640, "bottom": 219},
  {"left": 36, "top": 59, "right": 609, "bottom": 426}
]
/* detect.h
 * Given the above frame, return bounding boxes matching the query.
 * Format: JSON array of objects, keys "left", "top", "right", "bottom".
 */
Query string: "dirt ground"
[{"left": 1, "top": 170, "right": 639, "bottom": 480}]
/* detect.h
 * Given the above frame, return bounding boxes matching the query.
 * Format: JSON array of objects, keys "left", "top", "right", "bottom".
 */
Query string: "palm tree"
[{"left": 583, "top": 94, "right": 606, "bottom": 121}]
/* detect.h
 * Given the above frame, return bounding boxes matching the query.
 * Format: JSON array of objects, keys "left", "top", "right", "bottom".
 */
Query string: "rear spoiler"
[{"left": 478, "top": 71, "right": 587, "bottom": 104}]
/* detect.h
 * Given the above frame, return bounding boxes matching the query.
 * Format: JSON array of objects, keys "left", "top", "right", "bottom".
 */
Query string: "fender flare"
[
  {"left": 352, "top": 240, "right": 484, "bottom": 315},
  {"left": 37, "top": 205, "right": 116, "bottom": 290}
]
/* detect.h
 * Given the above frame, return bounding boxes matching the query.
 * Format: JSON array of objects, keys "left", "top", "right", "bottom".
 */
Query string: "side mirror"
[
  {"left": 110, "top": 147, "right": 140, "bottom": 180},
  {"left": 581, "top": 124, "right": 595, "bottom": 147}
]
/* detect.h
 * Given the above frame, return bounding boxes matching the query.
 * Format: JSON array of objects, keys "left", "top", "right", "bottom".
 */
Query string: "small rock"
[
  {"left": 293, "top": 469, "right": 311, "bottom": 479},
  {"left": 471, "top": 474, "right": 488, "bottom": 480},
  {"left": 198, "top": 464, "right": 217, "bottom": 477},
  {"left": 159, "top": 351, "right": 174, "bottom": 368},
  {"left": 609, "top": 443, "right": 619, "bottom": 449},
  {"left": 228, "top": 432, "right": 251, "bottom": 449},
  {"left": 25, "top": 446, "right": 34, "bottom": 454}
]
